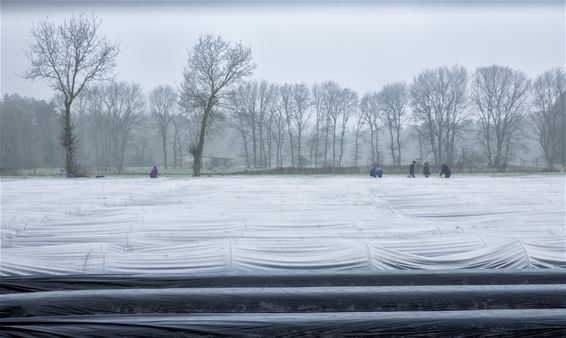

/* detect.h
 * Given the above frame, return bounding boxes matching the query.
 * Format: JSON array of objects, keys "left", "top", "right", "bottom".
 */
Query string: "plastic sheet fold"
[{"left": 1, "top": 176, "right": 564, "bottom": 275}]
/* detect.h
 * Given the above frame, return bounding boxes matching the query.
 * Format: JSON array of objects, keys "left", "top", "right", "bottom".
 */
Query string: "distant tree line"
[
  {"left": 1, "top": 14, "right": 564, "bottom": 175},
  {"left": 0, "top": 94, "right": 61, "bottom": 169}
]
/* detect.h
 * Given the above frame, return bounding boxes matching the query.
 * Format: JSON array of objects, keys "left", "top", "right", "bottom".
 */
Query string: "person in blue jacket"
[
  {"left": 369, "top": 166, "right": 384, "bottom": 178},
  {"left": 439, "top": 163, "right": 451, "bottom": 178}
]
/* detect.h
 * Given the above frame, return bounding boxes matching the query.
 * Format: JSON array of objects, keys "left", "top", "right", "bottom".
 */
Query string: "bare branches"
[
  {"left": 410, "top": 65, "right": 468, "bottom": 165},
  {"left": 20, "top": 16, "right": 561, "bottom": 173},
  {"left": 149, "top": 85, "right": 177, "bottom": 129},
  {"left": 337, "top": 88, "right": 357, "bottom": 167},
  {"left": 291, "top": 83, "right": 312, "bottom": 168},
  {"left": 179, "top": 33, "right": 255, "bottom": 176},
  {"left": 315, "top": 81, "right": 354, "bottom": 167},
  {"left": 471, "top": 65, "right": 530, "bottom": 170},
  {"left": 360, "top": 92, "right": 380, "bottom": 165},
  {"left": 377, "top": 82, "right": 408, "bottom": 166},
  {"left": 26, "top": 14, "right": 119, "bottom": 104},
  {"left": 532, "top": 68, "right": 565, "bottom": 169},
  {"left": 149, "top": 85, "right": 178, "bottom": 169},
  {"left": 25, "top": 13, "right": 119, "bottom": 176},
  {"left": 99, "top": 81, "right": 145, "bottom": 173}
]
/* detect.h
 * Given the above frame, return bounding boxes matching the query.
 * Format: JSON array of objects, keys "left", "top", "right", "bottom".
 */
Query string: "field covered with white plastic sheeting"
[{"left": 1, "top": 175, "right": 565, "bottom": 276}]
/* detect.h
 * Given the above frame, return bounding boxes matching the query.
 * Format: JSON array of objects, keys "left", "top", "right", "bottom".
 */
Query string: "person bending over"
[
  {"left": 370, "top": 167, "right": 384, "bottom": 178},
  {"left": 439, "top": 163, "right": 451, "bottom": 178}
]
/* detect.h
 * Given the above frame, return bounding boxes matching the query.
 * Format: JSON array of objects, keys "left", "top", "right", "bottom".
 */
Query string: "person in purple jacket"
[{"left": 150, "top": 165, "right": 158, "bottom": 178}]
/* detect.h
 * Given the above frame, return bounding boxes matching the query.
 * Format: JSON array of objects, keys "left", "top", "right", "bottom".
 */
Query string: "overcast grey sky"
[{"left": 1, "top": 1, "right": 564, "bottom": 101}]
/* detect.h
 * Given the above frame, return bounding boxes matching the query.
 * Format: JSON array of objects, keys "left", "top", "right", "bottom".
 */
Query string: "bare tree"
[
  {"left": 410, "top": 65, "right": 467, "bottom": 165},
  {"left": 100, "top": 81, "right": 145, "bottom": 173},
  {"left": 318, "top": 81, "right": 343, "bottom": 167},
  {"left": 230, "top": 111, "right": 252, "bottom": 168},
  {"left": 234, "top": 81, "right": 260, "bottom": 167},
  {"left": 271, "top": 86, "right": 287, "bottom": 168},
  {"left": 471, "top": 65, "right": 530, "bottom": 170},
  {"left": 257, "top": 81, "right": 275, "bottom": 168},
  {"left": 279, "top": 84, "right": 297, "bottom": 167},
  {"left": 227, "top": 80, "right": 277, "bottom": 169},
  {"left": 149, "top": 85, "right": 177, "bottom": 169},
  {"left": 227, "top": 85, "right": 253, "bottom": 168},
  {"left": 532, "top": 68, "right": 565, "bottom": 169},
  {"left": 273, "top": 84, "right": 313, "bottom": 168},
  {"left": 360, "top": 92, "right": 380, "bottom": 165},
  {"left": 559, "top": 93, "right": 566, "bottom": 169},
  {"left": 377, "top": 82, "right": 408, "bottom": 166},
  {"left": 291, "top": 84, "right": 312, "bottom": 168},
  {"left": 179, "top": 33, "right": 255, "bottom": 176},
  {"left": 25, "top": 14, "right": 119, "bottom": 176},
  {"left": 446, "top": 68, "right": 468, "bottom": 165},
  {"left": 170, "top": 112, "right": 187, "bottom": 168},
  {"left": 181, "top": 104, "right": 207, "bottom": 167},
  {"left": 310, "top": 84, "right": 324, "bottom": 168},
  {"left": 337, "top": 88, "right": 358, "bottom": 167},
  {"left": 411, "top": 123, "right": 429, "bottom": 163},
  {"left": 74, "top": 91, "right": 89, "bottom": 165},
  {"left": 351, "top": 111, "right": 366, "bottom": 167}
]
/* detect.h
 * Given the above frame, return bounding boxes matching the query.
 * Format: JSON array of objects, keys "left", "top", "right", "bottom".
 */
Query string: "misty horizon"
[{"left": 2, "top": 2, "right": 564, "bottom": 101}]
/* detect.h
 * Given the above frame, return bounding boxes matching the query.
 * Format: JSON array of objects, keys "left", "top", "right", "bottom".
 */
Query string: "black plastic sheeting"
[
  {"left": 1, "top": 269, "right": 565, "bottom": 293},
  {"left": 1, "top": 284, "right": 565, "bottom": 317},
  {"left": 1, "top": 270, "right": 565, "bottom": 337},
  {"left": 1, "top": 311, "right": 566, "bottom": 338}
]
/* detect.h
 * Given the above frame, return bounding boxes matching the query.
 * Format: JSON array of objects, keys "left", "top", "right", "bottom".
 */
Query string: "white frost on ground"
[{"left": 1, "top": 175, "right": 564, "bottom": 275}]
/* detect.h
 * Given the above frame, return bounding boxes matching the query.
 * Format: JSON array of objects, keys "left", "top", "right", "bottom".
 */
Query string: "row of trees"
[
  {"left": 23, "top": 15, "right": 255, "bottom": 176},
  {"left": 4, "top": 64, "right": 562, "bottom": 173},
  {"left": 222, "top": 66, "right": 565, "bottom": 172},
  {"left": 227, "top": 81, "right": 359, "bottom": 169},
  {"left": 1, "top": 89, "right": 161, "bottom": 172},
  {"left": 4, "top": 14, "right": 564, "bottom": 175}
]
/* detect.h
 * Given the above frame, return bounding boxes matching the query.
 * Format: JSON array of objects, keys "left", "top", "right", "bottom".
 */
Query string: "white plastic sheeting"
[{"left": 1, "top": 175, "right": 564, "bottom": 275}]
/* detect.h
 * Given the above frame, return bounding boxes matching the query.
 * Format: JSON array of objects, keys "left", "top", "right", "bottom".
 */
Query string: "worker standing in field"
[
  {"left": 423, "top": 161, "right": 430, "bottom": 178},
  {"left": 150, "top": 165, "right": 158, "bottom": 178},
  {"left": 439, "top": 163, "right": 451, "bottom": 178},
  {"left": 408, "top": 161, "right": 416, "bottom": 178}
]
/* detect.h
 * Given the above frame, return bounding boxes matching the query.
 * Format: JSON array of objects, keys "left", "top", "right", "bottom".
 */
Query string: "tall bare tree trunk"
[
  {"left": 396, "top": 130, "right": 402, "bottom": 167},
  {"left": 332, "top": 121, "right": 337, "bottom": 167},
  {"left": 562, "top": 95, "right": 565, "bottom": 170},
  {"left": 162, "top": 131, "right": 168, "bottom": 169},
  {"left": 62, "top": 103, "right": 77, "bottom": 176},
  {"left": 314, "top": 121, "right": 320, "bottom": 168},
  {"left": 192, "top": 103, "right": 211, "bottom": 177},
  {"left": 388, "top": 128, "right": 396, "bottom": 166},
  {"left": 297, "top": 129, "right": 303, "bottom": 168}
]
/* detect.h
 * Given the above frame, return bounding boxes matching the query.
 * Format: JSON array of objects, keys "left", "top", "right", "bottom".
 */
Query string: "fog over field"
[
  {"left": 1, "top": 1, "right": 564, "bottom": 175},
  {"left": 1, "top": 2, "right": 565, "bottom": 336}
]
